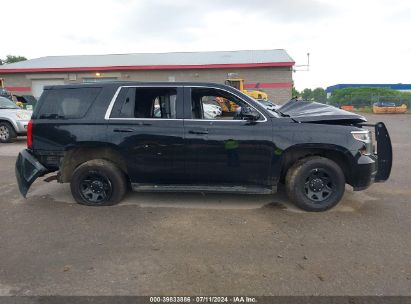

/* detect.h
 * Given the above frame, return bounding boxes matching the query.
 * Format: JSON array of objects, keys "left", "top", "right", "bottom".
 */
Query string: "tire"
[
  {"left": 70, "top": 159, "right": 127, "bottom": 206},
  {"left": 285, "top": 156, "right": 345, "bottom": 212},
  {"left": 0, "top": 122, "right": 17, "bottom": 143}
]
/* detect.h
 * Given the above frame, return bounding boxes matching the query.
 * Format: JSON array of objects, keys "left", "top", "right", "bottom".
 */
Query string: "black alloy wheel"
[
  {"left": 286, "top": 156, "right": 345, "bottom": 212},
  {"left": 70, "top": 159, "right": 127, "bottom": 206},
  {"left": 79, "top": 171, "right": 113, "bottom": 204},
  {"left": 304, "top": 168, "right": 335, "bottom": 202}
]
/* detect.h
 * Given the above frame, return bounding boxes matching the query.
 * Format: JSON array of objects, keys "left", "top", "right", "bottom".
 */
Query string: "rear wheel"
[
  {"left": 0, "top": 122, "right": 17, "bottom": 143},
  {"left": 70, "top": 159, "right": 127, "bottom": 206},
  {"left": 286, "top": 156, "right": 345, "bottom": 212}
]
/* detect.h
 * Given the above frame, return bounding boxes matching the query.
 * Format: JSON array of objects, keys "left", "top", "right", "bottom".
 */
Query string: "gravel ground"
[{"left": 0, "top": 114, "right": 410, "bottom": 296}]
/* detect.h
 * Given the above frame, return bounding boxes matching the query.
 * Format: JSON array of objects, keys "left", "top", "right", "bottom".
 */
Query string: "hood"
[
  {"left": 278, "top": 100, "right": 366, "bottom": 124},
  {"left": 0, "top": 108, "right": 33, "bottom": 120}
]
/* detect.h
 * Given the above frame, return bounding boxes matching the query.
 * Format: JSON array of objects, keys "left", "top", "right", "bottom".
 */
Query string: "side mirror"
[{"left": 240, "top": 106, "right": 260, "bottom": 121}]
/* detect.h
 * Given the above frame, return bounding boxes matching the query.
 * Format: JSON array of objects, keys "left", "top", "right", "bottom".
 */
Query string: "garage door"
[{"left": 32, "top": 79, "right": 65, "bottom": 99}]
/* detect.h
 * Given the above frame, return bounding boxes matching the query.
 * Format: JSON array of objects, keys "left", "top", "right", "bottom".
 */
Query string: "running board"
[{"left": 131, "top": 184, "right": 276, "bottom": 194}]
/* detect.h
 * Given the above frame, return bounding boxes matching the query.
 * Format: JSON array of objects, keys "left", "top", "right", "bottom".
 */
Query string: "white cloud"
[{"left": 1, "top": 0, "right": 410, "bottom": 89}]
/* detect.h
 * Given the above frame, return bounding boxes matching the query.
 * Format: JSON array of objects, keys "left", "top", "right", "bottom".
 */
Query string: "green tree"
[
  {"left": 1, "top": 55, "right": 27, "bottom": 65},
  {"left": 301, "top": 88, "right": 313, "bottom": 100},
  {"left": 329, "top": 87, "right": 411, "bottom": 107},
  {"left": 312, "top": 87, "right": 327, "bottom": 103},
  {"left": 292, "top": 86, "right": 300, "bottom": 98}
]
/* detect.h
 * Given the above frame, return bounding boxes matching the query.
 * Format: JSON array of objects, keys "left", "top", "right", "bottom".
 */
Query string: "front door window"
[{"left": 190, "top": 88, "right": 262, "bottom": 121}]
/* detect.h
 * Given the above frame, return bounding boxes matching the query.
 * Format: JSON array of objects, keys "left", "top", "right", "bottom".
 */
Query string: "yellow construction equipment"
[
  {"left": 225, "top": 78, "right": 268, "bottom": 101},
  {"left": 373, "top": 103, "right": 407, "bottom": 114},
  {"left": 215, "top": 96, "right": 238, "bottom": 113}
]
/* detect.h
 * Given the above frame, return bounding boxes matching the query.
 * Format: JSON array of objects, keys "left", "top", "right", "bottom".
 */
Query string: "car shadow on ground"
[{"left": 21, "top": 176, "right": 374, "bottom": 213}]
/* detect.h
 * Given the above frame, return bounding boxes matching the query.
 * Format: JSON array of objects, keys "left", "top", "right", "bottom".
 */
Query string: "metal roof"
[
  {"left": 326, "top": 84, "right": 411, "bottom": 93},
  {"left": 0, "top": 49, "right": 294, "bottom": 73}
]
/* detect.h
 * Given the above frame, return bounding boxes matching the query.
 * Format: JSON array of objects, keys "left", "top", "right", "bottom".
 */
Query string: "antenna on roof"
[{"left": 293, "top": 52, "right": 310, "bottom": 72}]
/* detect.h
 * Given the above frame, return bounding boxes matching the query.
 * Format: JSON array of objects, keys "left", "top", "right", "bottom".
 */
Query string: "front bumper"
[
  {"left": 15, "top": 149, "right": 49, "bottom": 197},
  {"left": 351, "top": 155, "right": 378, "bottom": 191},
  {"left": 14, "top": 120, "right": 29, "bottom": 134},
  {"left": 352, "top": 122, "right": 392, "bottom": 190}
]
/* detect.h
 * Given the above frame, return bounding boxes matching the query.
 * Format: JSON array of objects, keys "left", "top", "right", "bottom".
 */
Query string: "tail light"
[{"left": 27, "top": 120, "right": 33, "bottom": 149}]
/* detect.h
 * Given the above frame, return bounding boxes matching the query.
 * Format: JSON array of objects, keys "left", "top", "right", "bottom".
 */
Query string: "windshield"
[{"left": 0, "top": 97, "right": 19, "bottom": 109}]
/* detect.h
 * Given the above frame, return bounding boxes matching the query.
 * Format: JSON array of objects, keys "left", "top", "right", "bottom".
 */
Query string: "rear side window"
[
  {"left": 110, "top": 87, "right": 177, "bottom": 119},
  {"left": 37, "top": 87, "right": 101, "bottom": 119}
]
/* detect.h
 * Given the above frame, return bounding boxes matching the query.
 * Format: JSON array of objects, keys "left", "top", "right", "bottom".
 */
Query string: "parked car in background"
[
  {"left": 0, "top": 97, "right": 32, "bottom": 143},
  {"left": 0, "top": 88, "right": 13, "bottom": 100},
  {"left": 154, "top": 101, "right": 221, "bottom": 119}
]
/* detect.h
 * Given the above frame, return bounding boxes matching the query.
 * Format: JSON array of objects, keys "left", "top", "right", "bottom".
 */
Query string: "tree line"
[
  {"left": 292, "top": 86, "right": 411, "bottom": 106},
  {"left": 292, "top": 87, "right": 327, "bottom": 103},
  {"left": 0, "top": 55, "right": 27, "bottom": 65},
  {"left": 327, "top": 87, "right": 411, "bottom": 106}
]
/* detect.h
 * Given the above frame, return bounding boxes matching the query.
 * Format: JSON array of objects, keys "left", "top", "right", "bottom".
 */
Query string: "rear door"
[
  {"left": 106, "top": 85, "right": 185, "bottom": 184},
  {"left": 182, "top": 86, "right": 275, "bottom": 187}
]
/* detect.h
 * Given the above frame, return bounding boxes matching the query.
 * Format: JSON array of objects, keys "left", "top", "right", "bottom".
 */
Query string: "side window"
[
  {"left": 37, "top": 87, "right": 101, "bottom": 119},
  {"left": 110, "top": 87, "right": 177, "bottom": 119},
  {"left": 190, "top": 88, "right": 258, "bottom": 121},
  {"left": 111, "top": 87, "right": 136, "bottom": 118}
]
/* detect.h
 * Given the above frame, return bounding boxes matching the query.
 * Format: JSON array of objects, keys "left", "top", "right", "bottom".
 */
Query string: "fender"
[
  {"left": 0, "top": 116, "right": 18, "bottom": 132},
  {"left": 277, "top": 143, "right": 356, "bottom": 182}
]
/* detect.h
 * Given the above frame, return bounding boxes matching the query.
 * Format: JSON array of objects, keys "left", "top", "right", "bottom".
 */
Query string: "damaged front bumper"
[
  {"left": 374, "top": 122, "right": 393, "bottom": 182},
  {"left": 15, "top": 149, "right": 49, "bottom": 197},
  {"left": 352, "top": 122, "right": 393, "bottom": 190}
]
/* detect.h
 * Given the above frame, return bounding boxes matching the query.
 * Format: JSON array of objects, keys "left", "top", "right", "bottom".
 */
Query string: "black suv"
[{"left": 15, "top": 82, "right": 392, "bottom": 211}]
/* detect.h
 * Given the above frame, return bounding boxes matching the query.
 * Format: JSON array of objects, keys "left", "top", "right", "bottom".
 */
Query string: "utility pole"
[{"left": 293, "top": 53, "right": 310, "bottom": 72}]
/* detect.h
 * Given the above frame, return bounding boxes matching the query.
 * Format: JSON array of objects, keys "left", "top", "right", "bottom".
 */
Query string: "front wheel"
[
  {"left": 286, "top": 156, "right": 345, "bottom": 212},
  {"left": 0, "top": 122, "right": 17, "bottom": 143},
  {"left": 70, "top": 159, "right": 127, "bottom": 206}
]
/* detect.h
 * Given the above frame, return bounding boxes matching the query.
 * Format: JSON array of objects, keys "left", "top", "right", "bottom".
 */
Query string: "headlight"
[
  {"left": 351, "top": 130, "right": 373, "bottom": 155},
  {"left": 351, "top": 130, "right": 371, "bottom": 142}
]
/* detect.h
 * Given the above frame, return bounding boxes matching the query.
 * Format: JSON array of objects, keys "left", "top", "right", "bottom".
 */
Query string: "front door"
[
  {"left": 183, "top": 86, "right": 275, "bottom": 187},
  {"left": 106, "top": 86, "right": 185, "bottom": 184}
]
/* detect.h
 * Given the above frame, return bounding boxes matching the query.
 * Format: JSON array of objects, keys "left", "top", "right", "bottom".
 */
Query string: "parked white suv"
[{"left": 0, "top": 97, "right": 32, "bottom": 143}]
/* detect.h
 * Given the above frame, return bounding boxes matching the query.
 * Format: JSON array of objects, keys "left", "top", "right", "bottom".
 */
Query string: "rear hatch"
[{"left": 15, "top": 149, "right": 48, "bottom": 197}]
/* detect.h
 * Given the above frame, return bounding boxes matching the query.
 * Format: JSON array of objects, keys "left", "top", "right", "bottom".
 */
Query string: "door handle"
[
  {"left": 189, "top": 129, "right": 209, "bottom": 135},
  {"left": 113, "top": 128, "right": 135, "bottom": 133}
]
